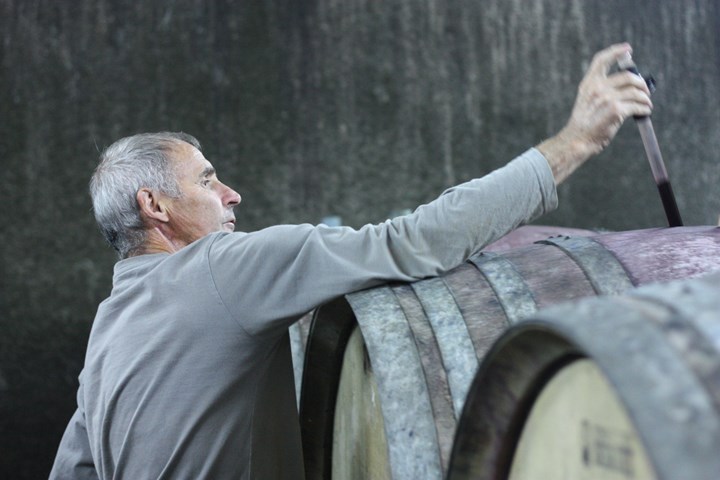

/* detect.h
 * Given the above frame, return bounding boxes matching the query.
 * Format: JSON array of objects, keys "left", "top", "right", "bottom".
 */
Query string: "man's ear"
[{"left": 137, "top": 188, "right": 170, "bottom": 224}]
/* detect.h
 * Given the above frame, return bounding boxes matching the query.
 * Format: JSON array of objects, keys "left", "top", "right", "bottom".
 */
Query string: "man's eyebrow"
[{"left": 199, "top": 166, "right": 216, "bottom": 179}]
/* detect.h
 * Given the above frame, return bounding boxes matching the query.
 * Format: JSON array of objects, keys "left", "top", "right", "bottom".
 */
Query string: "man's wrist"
[{"left": 536, "top": 128, "right": 596, "bottom": 185}]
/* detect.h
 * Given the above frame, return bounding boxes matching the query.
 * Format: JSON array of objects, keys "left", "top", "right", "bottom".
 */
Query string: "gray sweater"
[{"left": 50, "top": 148, "right": 557, "bottom": 479}]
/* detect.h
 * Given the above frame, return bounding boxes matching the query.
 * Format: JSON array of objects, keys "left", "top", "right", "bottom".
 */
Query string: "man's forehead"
[
  {"left": 191, "top": 148, "right": 214, "bottom": 172},
  {"left": 172, "top": 142, "right": 214, "bottom": 175}
]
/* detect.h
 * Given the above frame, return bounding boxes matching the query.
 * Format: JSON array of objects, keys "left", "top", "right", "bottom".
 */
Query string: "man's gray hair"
[{"left": 90, "top": 132, "right": 201, "bottom": 259}]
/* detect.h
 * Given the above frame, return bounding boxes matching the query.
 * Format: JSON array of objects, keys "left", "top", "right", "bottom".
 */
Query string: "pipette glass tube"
[{"left": 618, "top": 53, "right": 683, "bottom": 226}]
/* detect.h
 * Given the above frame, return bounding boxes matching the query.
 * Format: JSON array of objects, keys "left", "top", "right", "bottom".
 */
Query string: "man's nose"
[{"left": 225, "top": 186, "right": 241, "bottom": 207}]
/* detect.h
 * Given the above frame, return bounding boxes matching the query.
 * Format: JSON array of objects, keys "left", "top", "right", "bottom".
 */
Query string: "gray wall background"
[{"left": 1, "top": 0, "right": 718, "bottom": 477}]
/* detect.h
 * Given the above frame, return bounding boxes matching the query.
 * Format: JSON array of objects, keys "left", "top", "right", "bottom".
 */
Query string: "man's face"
[{"left": 163, "top": 142, "right": 241, "bottom": 247}]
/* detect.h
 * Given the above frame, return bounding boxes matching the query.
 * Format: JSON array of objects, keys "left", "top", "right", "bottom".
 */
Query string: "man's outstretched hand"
[{"left": 538, "top": 43, "right": 654, "bottom": 184}]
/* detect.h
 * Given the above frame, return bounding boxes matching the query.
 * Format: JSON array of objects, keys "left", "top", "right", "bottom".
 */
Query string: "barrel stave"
[
  {"left": 440, "top": 262, "right": 509, "bottom": 357},
  {"left": 299, "top": 296, "right": 356, "bottom": 479},
  {"left": 392, "top": 283, "right": 457, "bottom": 470},
  {"left": 347, "top": 286, "right": 444, "bottom": 480},
  {"left": 502, "top": 243, "right": 607, "bottom": 307}
]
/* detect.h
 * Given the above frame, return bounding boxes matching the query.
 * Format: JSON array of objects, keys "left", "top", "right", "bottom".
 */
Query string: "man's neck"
[{"left": 130, "top": 228, "right": 187, "bottom": 257}]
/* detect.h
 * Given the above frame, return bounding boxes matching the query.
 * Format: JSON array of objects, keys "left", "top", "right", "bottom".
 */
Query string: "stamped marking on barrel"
[
  {"left": 469, "top": 251, "right": 537, "bottom": 324},
  {"left": 581, "top": 420, "right": 635, "bottom": 477},
  {"left": 508, "top": 359, "right": 656, "bottom": 480},
  {"left": 537, "top": 236, "right": 634, "bottom": 295}
]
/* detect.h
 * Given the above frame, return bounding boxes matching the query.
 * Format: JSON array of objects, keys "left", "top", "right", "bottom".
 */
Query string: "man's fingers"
[
  {"left": 578, "top": 67, "right": 653, "bottom": 119},
  {"left": 587, "top": 43, "right": 633, "bottom": 78},
  {"left": 607, "top": 71, "right": 652, "bottom": 96},
  {"left": 591, "top": 88, "right": 653, "bottom": 120},
  {"left": 620, "top": 101, "right": 653, "bottom": 119},
  {"left": 608, "top": 84, "right": 654, "bottom": 110}
]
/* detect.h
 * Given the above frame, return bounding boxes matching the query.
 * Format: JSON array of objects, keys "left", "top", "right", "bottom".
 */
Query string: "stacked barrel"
[
  {"left": 295, "top": 225, "right": 720, "bottom": 480},
  {"left": 448, "top": 272, "right": 720, "bottom": 480}
]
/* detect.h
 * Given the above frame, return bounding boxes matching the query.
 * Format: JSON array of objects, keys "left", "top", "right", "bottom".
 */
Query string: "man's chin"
[{"left": 222, "top": 222, "right": 236, "bottom": 232}]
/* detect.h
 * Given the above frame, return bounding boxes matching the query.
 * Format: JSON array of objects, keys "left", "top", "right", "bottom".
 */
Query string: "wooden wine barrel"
[
  {"left": 288, "top": 225, "right": 594, "bottom": 405},
  {"left": 447, "top": 272, "right": 720, "bottom": 480},
  {"left": 299, "top": 226, "right": 720, "bottom": 480}
]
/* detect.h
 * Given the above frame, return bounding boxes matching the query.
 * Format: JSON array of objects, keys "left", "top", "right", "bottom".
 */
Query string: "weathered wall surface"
[{"left": 1, "top": 0, "right": 718, "bottom": 476}]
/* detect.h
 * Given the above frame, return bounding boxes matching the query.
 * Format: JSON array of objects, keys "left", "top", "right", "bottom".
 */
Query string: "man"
[{"left": 50, "top": 44, "right": 651, "bottom": 479}]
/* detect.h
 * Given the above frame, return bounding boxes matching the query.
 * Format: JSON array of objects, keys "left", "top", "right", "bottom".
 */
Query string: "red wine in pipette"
[{"left": 657, "top": 180, "right": 683, "bottom": 227}]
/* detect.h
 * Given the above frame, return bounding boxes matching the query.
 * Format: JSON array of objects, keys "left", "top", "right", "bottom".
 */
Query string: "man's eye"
[{"left": 202, "top": 179, "right": 211, "bottom": 186}]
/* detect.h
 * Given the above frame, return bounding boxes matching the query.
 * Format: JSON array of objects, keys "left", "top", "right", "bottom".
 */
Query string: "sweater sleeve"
[
  {"left": 49, "top": 375, "right": 100, "bottom": 480},
  {"left": 208, "top": 148, "right": 557, "bottom": 337}
]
